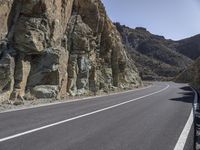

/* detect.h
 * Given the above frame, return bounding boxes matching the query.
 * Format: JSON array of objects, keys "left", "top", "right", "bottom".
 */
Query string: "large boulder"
[
  {"left": 31, "top": 85, "right": 58, "bottom": 99},
  {"left": 26, "top": 48, "right": 69, "bottom": 99},
  {"left": 14, "top": 16, "right": 48, "bottom": 54}
]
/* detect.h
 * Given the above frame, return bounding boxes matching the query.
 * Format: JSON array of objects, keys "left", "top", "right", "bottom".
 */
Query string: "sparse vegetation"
[{"left": 115, "top": 23, "right": 200, "bottom": 81}]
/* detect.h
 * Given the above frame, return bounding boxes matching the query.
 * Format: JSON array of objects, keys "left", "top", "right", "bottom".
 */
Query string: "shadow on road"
[
  {"left": 170, "top": 86, "right": 200, "bottom": 150},
  {"left": 170, "top": 86, "right": 197, "bottom": 149},
  {"left": 169, "top": 86, "right": 194, "bottom": 104}
]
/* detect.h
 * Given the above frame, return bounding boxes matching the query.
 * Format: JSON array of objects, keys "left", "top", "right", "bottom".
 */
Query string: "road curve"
[{"left": 0, "top": 82, "right": 194, "bottom": 150}]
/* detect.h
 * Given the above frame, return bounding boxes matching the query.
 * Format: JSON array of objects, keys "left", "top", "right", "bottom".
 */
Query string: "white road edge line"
[
  {"left": 174, "top": 110, "right": 193, "bottom": 150},
  {"left": 0, "top": 85, "right": 153, "bottom": 114},
  {"left": 0, "top": 84, "right": 169, "bottom": 143},
  {"left": 174, "top": 87, "right": 198, "bottom": 150}
]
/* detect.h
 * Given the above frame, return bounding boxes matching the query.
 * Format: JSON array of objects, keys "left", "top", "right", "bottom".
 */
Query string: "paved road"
[{"left": 0, "top": 82, "right": 195, "bottom": 150}]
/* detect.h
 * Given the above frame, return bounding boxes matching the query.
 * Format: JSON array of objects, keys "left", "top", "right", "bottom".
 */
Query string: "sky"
[{"left": 102, "top": 0, "right": 200, "bottom": 40}]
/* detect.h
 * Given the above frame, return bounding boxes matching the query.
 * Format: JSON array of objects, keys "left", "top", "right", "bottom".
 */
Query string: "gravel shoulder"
[{"left": 0, "top": 82, "right": 151, "bottom": 113}]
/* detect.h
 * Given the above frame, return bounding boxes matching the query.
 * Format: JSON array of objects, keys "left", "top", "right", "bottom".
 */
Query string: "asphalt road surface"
[{"left": 0, "top": 82, "right": 196, "bottom": 150}]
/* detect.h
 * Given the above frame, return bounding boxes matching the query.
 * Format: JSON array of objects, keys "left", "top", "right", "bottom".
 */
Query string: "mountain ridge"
[{"left": 115, "top": 23, "right": 200, "bottom": 80}]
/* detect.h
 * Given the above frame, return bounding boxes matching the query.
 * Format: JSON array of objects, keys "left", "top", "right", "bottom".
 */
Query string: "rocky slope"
[
  {"left": 176, "top": 35, "right": 200, "bottom": 60},
  {"left": 0, "top": 0, "right": 141, "bottom": 102},
  {"left": 176, "top": 58, "right": 200, "bottom": 89},
  {"left": 115, "top": 23, "right": 197, "bottom": 80}
]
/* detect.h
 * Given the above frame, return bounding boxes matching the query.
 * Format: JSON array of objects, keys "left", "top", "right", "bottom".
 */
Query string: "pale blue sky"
[{"left": 102, "top": 0, "right": 200, "bottom": 40}]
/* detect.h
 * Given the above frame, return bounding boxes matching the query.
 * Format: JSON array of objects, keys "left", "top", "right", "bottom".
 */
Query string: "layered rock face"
[
  {"left": 0, "top": 0, "right": 15, "bottom": 101},
  {"left": 0, "top": 0, "right": 141, "bottom": 101}
]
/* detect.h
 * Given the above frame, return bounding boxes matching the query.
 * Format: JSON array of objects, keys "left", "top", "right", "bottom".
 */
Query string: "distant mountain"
[
  {"left": 115, "top": 23, "right": 199, "bottom": 80},
  {"left": 175, "top": 35, "right": 200, "bottom": 60}
]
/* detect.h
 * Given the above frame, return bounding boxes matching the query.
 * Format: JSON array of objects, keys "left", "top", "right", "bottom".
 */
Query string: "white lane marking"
[
  {"left": 174, "top": 87, "right": 198, "bottom": 150},
  {"left": 0, "top": 84, "right": 169, "bottom": 143},
  {"left": 174, "top": 110, "right": 194, "bottom": 150},
  {"left": 0, "top": 85, "right": 153, "bottom": 114}
]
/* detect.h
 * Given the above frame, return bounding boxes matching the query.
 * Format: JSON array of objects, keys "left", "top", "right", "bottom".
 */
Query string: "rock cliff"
[{"left": 0, "top": 0, "right": 141, "bottom": 102}]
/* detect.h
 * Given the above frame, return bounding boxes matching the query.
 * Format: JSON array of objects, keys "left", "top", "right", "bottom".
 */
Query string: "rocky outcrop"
[
  {"left": 0, "top": 0, "right": 141, "bottom": 102},
  {"left": 0, "top": 0, "right": 15, "bottom": 102}
]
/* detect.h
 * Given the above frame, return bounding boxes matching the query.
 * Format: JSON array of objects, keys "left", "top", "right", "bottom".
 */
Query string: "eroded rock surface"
[{"left": 0, "top": 0, "right": 141, "bottom": 102}]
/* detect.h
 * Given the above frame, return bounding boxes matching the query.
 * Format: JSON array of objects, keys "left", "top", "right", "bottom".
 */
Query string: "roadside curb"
[{"left": 193, "top": 89, "right": 200, "bottom": 150}]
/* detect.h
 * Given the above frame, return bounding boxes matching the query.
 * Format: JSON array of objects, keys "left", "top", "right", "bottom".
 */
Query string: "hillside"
[
  {"left": 0, "top": 0, "right": 141, "bottom": 102},
  {"left": 175, "top": 35, "right": 200, "bottom": 60},
  {"left": 115, "top": 23, "right": 197, "bottom": 80},
  {"left": 176, "top": 58, "right": 200, "bottom": 89}
]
